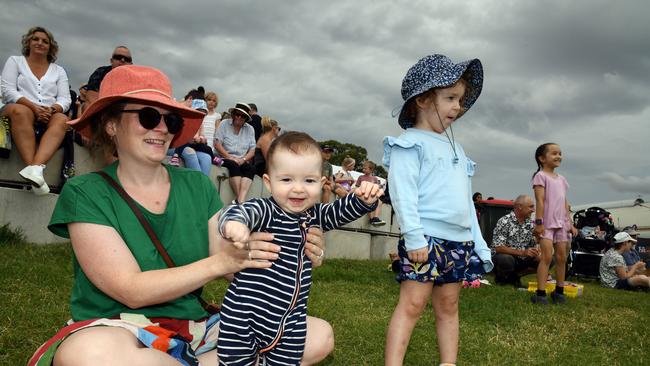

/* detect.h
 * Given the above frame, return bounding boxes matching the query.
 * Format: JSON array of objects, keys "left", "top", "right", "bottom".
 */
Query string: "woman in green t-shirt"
[{"left": 30, "top": 65, "right": 331, "bottom": 366}]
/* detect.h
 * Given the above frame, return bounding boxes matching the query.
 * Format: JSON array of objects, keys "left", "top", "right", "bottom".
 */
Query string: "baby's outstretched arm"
[
  {"left": 222, "top": 220, "right": 251, "bottom": 249},
  {"left": 354, "top": 181, "right": 384, "bottom": 205}
]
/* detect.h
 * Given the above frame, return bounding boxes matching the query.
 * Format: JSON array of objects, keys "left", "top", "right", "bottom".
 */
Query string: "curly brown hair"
[{"left": 21, "top": 26, "right": 59, "bottom": 63}]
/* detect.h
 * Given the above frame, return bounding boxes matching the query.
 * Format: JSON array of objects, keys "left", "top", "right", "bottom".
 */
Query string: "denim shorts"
[{"left": 396, "top": 235, "right": 485, "bottom": 285}]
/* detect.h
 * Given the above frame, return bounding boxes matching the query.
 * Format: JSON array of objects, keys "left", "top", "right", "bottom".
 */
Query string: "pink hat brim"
[{"left": 69, "top": 90, "right": 205, "bottom": 148}]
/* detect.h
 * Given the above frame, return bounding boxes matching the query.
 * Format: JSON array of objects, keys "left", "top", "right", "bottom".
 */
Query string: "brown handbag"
[{"left": 96, "top": 170, "right": 220, "bottom": 314}]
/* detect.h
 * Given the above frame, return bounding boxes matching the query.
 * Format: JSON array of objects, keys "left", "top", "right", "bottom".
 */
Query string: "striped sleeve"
[
  {"left": 217, "top": 198, "right": 271, "bottom": 236},
  {"left": 316, "top": 193, "right": 376, "bottom": 231}
]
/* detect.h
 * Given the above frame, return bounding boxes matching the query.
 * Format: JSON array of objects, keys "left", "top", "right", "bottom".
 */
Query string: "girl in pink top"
[{"left": 531, "top": 143, "right": 577, "bottom": 305}]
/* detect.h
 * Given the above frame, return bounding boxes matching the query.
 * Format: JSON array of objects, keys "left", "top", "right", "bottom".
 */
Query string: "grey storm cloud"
[
  {"left": 600, "top": 173, "right": 650, "bottom": 194},
  {"left": 2, "top": 0, "right": 649, "bottom": 205}
]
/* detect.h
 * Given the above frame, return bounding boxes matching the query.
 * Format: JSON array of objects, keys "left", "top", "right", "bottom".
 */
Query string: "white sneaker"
[
  {"left": 19, "top": 165, "right": 46, "bottom": 187},
  {"left": 31, "top": 183, "right": 50, "bottom": 195}
]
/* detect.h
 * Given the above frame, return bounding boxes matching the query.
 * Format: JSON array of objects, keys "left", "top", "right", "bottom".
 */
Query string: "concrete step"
[
  {"left": 324, "top": 230, "right": 398, "bottom": 260},
  {"left": 0, "top": 186, "right": 67, "bottom": 244},
  {"left": 0, "top": 141, "right": 103, "bottom": 191},
  {"left": 2, "top": 147, "right": 401, "bottom": 258}
]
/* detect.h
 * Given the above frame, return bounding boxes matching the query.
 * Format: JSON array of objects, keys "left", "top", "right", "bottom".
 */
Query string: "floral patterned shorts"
[{"left": 396, "top": 235, "right": 485, "bottom": 285}]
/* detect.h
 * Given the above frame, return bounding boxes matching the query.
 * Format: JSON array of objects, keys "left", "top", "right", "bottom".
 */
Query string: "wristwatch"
[{"left": 534, "top": 218, "right": 543, "bottom": 225}]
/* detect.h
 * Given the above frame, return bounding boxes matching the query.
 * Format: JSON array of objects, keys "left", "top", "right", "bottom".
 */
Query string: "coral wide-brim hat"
[
  {"left": 397, "top": 54, "right": 483, "bottom": 129},
  {"left": 68, "top": 65, "right": 204, "bottom": 148}
]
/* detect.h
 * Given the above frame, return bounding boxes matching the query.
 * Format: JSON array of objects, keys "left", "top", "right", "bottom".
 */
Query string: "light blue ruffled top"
[{"left": 383, "top": 128, "right": 493, "bottom": 272}]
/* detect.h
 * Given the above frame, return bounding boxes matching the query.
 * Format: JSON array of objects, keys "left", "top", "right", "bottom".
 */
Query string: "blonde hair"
[
  {"left": 341, "top": 157, "right": 355, "bottom": 169},
  {"left": 21, "top": 26, "right": 59, "bottom": 63},
  {"left": 205, "top": 91, "right": 218, "bottom": 103},
  {"left": 261, "top": 115, "right": 272, "bottom": 133}
]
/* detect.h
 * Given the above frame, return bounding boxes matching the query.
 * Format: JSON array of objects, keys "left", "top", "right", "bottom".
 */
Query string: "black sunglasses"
[
  {"left": 121, "top": 107, "right": 184, "bottom": 134},
  {"left": 112, "top": 54, "right": 132, "bottom": 63}
]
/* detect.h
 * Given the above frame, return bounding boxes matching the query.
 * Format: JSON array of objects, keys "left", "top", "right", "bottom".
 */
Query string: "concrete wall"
[{"left": 1, "top": 144, "right": 402, "bottom": 258}]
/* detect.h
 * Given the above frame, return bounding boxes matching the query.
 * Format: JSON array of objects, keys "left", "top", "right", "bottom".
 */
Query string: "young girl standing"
[
  {"left": 531, "top": 143, "right": 577, "bottom": 304},
  {"left": 383, "top": 54, "right": 493, "bottom": 366}
]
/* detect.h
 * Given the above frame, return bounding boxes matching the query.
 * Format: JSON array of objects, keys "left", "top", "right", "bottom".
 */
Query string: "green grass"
[{"left": 2, "top": 230, "right": 650, "bottom": 365}]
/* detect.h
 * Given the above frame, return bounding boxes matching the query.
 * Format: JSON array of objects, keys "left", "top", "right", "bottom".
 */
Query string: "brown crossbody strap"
[{"left": 95, "top": 170, "right": 219, "bottom": 314}]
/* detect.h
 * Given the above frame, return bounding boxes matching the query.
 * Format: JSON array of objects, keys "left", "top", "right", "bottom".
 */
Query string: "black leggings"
[{"left": 221, "top": 159, "right": 255, "bottom": 180}]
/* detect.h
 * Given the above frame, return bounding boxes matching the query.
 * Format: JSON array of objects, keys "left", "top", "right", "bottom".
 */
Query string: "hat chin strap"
[{"left": 433, "top": 103, "right": 459, "bottom": 164}]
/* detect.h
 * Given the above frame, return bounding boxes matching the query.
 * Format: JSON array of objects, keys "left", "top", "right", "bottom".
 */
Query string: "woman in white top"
[
  {"left": 1, "top": 26, "right": 71, "bottom": 195},
  {"left": 202, "top": 91, "right": 221, "bottom": 154}
]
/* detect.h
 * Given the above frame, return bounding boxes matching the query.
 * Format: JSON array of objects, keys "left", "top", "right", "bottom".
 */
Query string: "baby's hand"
[
  {"left": 354, "top": 181, "right": 384, "bottom": 205},
  {"left": 407, "top": 247, "right": 429, "bottom": 263},
  {"left": 223, "top": 221, "right": 251, "bottom": 249}
]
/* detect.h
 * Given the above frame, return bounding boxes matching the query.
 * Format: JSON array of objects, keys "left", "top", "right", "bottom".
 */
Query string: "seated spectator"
[
  {"left": 599, "top": 232, "right": 650, "bottom": 290},
  {"left": 167, "top": 88, "right": 212, "bottom": 176},
  {"left": 83, "top": 45, "right": 132, "bottom": 107},
  {"left": 473, "top": 191, "right": 482, "bottom": 219},
  {"left": 80, "top": 46, "right": 133, "bottom": 166},
  {"left": 248, "top": 102, "right": 262, "bottom": 141},
  {"left": 491, "top": 195, "right": 546, "bottom": 287},
  {"left": 76, "top": 83, "right": 88, "bottom": 116},
  {"left": 203, "top": 91, "right": 222, "bottom": 154},
  {"left": 253, "top": 116, "right": 280, "bottom": 177},
  {"left": 214, "top": 102, "right": 256, "bottom": 204},
  {"left": 355, "top": 160, "right": 386, "bottom": 226},
  {"left": 621, "top": 225, "right": 645, "bottom": 274},
  {"left": 1, "top": 26, "right": 70, "bottom": 195},
  {"left": 333, "top": 156, "right": 356, "bottom": 198},
  {"left": 320, "top": 144, "right": 334, "bottom": 203}
]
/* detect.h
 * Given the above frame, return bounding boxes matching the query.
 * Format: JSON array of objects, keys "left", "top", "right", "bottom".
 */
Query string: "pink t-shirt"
[{"left": 532, "top": 171, "right": 569, "bottom": 229}]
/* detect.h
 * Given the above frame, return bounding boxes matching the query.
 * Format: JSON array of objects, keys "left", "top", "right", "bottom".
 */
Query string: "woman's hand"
[
  {"left": 34, "top": 105, "right": 52, "bottom": 123},
  {"left": 304, "top": 227, "right": 326, "bottom": 267},
  {"left": 210, "top": 228, "right": 281, "bottom": 275}
]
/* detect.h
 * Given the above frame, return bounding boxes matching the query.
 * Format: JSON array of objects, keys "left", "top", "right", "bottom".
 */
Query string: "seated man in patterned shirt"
[{"left": 491, "top": 195, "right": 546, "bottom": 287}]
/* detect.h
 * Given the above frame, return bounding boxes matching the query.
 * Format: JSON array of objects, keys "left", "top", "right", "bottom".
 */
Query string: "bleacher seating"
[{"left": 2, "top": 145, "right": 399, "bottom": 259}]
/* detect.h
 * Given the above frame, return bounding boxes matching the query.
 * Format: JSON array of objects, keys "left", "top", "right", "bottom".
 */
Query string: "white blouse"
[
  {"left": 1, "top": 55, "right": 71, "bottom": 112},
  {"left": 201, "top": 112, "right": 221, "bottom": 153}
]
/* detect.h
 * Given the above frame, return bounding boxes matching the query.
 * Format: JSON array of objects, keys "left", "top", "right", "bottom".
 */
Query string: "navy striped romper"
[{"left": 216, "top": 194, "right": 374, "bottom": 365}]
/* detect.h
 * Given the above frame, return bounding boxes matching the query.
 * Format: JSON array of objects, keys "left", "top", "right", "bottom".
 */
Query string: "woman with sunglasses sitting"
[
  {"left": 1, "top": 26, "right": 71, "bottom": 195},
  {"left": 29, "top": 65, "right": 332, "bottom": 366},
  {"left": 213, "top": 102, "right": 257, "bottom": 204}
]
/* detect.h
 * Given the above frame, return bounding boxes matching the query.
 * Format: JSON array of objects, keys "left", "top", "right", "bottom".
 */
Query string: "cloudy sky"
[{"left": 2, "top": 0, "right": 649, "bottom": 206}]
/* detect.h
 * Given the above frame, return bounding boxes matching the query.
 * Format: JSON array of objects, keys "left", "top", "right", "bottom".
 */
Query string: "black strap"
[{"left": 95, "top": 170, "right": 219, "bottom": 314}]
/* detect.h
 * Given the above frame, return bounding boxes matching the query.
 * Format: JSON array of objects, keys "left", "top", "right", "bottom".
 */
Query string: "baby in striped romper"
[{"left": 216, "top": 131, "right": 383, "bottom": 365}]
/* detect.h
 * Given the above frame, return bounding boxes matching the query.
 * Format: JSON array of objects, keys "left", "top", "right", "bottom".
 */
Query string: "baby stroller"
[{"left": 567, "top": 207, "right": 616, "bottom": 279}]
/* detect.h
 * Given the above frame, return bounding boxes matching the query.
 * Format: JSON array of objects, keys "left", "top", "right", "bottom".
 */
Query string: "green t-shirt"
[{"left": 49, "top": 161, "right": 223, "bottom": 321}]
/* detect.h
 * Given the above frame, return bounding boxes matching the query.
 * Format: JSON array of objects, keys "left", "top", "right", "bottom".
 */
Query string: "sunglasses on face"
[
  {"left": 121, "top": 107, "right": 184, "bottom": 134},
  {"left": 232, "top": 111, "right": 246, "bottom": 119},
  {"left": 112, "top": 54, "right": 132, "bottom": 63}
]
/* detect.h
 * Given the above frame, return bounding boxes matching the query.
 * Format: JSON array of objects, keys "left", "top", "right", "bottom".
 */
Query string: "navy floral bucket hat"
[{"left": 397, "top": 54, "right": 483, "bottom": 129}]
